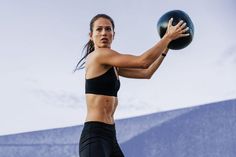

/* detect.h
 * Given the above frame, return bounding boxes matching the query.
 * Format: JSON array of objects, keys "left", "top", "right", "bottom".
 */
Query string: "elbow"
[
  {"left": 136, "top": 55, "right": 150, "bottom": 69},
  {"left": 143, "top": 71, "right": 153, "bottom": 79},
  {"left": 145, "top": 74, "right": 152, "bottom": 79},
  {"left": 141, "top": 63, "right": 149, "bottom": 69},
  {"left": 139, "top": 59, "right": 151, "bottom": 69}
]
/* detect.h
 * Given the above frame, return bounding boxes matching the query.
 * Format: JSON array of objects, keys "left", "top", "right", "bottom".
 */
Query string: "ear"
[
  {"left": 113, "top": 31, "right": 115, "bottom": 40},
  {"left": 89, "top": 32, "right": 93, "bottom": 41}
]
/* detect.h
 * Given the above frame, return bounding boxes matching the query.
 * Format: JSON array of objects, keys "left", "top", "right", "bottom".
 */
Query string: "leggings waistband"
[
  {"left": 83, "top": 121, "right": 116, "bottom": 136},
  {"left": 84, "top": 121, "right": 115, "bottom": 129}
]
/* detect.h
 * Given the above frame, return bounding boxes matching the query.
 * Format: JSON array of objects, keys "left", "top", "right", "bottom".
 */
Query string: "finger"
[
  {"left": 175, "top": 20, "right": 184, "bottom": 28},
  {"left": 179, "top": 22, "right": 187, "bottom": 30},
  {"left": 181, "top": 27, "right": 189, "bottom": 33},
  {"left": 179, "top": 26, "right": 189, "bottom": 34},
  {"left": 179, "top": 33, "right": 190, "bottom": 37},
  {"left": 168, "top": 18, "right": 173, "bottom": 28}
]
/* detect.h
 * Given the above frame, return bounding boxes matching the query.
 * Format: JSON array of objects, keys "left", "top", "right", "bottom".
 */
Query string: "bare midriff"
[{"left": 85, "top": 94, "right": 118, "bottom": 124}]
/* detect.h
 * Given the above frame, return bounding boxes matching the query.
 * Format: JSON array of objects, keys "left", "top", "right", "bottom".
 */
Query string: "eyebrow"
[{"left": 96, "top": 25, "right": 111, "bottom": 27}]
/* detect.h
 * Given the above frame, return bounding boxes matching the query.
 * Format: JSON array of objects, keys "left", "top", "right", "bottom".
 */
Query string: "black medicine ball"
[{"left": 157, "top": 10, "right": 194, "bottom": 50}]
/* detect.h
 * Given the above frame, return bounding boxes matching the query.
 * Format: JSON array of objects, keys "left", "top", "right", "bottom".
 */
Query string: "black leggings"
[{"left": 79, "top": 121, "right": 124, "bottom": 157}]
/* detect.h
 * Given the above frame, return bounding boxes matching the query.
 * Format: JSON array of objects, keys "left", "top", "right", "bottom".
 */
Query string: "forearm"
[
  {"left": 139, "top": 36, "right": 171, "bottom": 68},
  {"left": 118, "top": 48, "right": 169, "bottom": 79},
  {"left": 145, "top": 48, "right": 169, "bottom": 79}
]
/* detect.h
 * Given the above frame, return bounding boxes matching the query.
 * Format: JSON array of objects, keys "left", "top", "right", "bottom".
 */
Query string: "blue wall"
[{"left": 0, "top": 99, "right": 235, "bottom": 157}]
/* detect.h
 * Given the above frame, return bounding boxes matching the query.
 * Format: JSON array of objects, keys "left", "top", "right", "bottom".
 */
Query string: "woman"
[{"left": 76, "top": 14, "right": 189, "bottom": 157}]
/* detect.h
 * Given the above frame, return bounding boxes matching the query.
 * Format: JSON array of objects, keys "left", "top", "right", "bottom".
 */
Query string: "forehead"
[{"left": 93, "top": 18, "right": 112, "bottom": 27}]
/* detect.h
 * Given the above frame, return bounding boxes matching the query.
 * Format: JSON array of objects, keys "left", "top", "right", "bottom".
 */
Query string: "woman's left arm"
[{"left": 117, "top": 48, "right": 169, "bottom": 79}]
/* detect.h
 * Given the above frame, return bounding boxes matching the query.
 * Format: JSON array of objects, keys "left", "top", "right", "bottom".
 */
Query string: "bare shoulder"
[
  {"left": 91, "top": 48, "right": 140, "bottom": 68},
  {"left": 85, "top": 52, "right": 110, "bottom": 78},
  {"left": 86, "top": 48, "right": 115, "bottom": 67},
  {"left": 95, "top": 48, "right": 119, "bottom": 57},
  {"left": 93, "top": 48, "right": 120, "bottom": 63}
]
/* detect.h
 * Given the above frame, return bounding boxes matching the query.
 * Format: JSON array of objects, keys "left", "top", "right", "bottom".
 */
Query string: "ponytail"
[{"left": 74, "top": 40, "right": 94, "bottom": 71}]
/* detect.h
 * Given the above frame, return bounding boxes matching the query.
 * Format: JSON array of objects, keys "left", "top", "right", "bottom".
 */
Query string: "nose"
[{"left": 101, "top": 28, "right": 107, "bottom": 36}]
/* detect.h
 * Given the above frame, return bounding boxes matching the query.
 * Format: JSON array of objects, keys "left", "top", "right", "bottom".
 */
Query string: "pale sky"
[{"left": 0, "top": 0, "right": 236, "bottom": 135}]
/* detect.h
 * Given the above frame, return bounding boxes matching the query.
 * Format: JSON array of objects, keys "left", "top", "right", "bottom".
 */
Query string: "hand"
[{"left": 164, "top": 18, "right": 189, "bottom": 41}]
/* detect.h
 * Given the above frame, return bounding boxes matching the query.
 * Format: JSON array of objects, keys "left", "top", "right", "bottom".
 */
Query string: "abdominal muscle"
[{"left": 85, "top": 94, "right": 118, "bottom": 124}]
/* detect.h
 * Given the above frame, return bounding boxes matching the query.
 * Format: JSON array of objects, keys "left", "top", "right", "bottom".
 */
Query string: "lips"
[{"left": 100, "top": 38, "right": 108, "bottom": 42}]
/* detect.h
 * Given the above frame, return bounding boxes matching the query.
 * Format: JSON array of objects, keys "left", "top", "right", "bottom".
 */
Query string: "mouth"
[{"left": 100, "top": 38, "right": 109, "bottom": 42}]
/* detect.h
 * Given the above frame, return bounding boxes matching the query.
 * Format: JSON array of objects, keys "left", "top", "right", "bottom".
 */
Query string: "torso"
[
  {"left": 85, "top": 51, "right": 120, "bottom": 124},
  {"left": 85, "top": 94, "right": 118, "bottom": 124}
]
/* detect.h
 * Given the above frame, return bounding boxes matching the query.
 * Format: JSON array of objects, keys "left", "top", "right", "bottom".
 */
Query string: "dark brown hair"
[{"left": 74, "top": 14, "right": 115, "bottom": 71}]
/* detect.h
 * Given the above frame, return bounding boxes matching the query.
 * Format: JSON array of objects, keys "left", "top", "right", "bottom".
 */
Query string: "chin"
[{"left": 99, "top": 44, "right": 111, "bottom": 48}]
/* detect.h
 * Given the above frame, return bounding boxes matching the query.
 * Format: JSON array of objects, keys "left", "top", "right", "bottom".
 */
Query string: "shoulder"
[
  {"left": 94, "top": 48, "right": 119, "bottom": 59},
  {"left": 86, "top": 48, "right": 114, "bottom": 66},
  {"left": 96, "top": 48, "right": 117, "bottom": 54},
  {"left": 91, "top": 48, "right": 125, "bottom": 67}
]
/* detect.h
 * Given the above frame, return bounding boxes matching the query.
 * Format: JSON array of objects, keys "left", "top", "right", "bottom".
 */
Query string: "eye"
[
  {"left": 96, "top": 27, "right": 102, "bottom": 31},
  {"left": 105, "top": 27, "right": 112, "bottom": 32}
]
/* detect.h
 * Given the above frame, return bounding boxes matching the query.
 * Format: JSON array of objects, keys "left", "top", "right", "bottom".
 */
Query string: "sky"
[{"left": 0, "top": 0, "right": 236, "bottom": 135}]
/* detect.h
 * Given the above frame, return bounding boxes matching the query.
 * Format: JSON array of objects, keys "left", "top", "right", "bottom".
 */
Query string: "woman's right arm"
[{"left": 96, "top": 18, "right": 189, "bottom": 68}]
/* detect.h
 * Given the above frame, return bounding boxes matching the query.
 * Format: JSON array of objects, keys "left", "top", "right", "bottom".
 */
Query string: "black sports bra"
[{"left": 85, "top": 67, "right": 120, "bottom": 97}]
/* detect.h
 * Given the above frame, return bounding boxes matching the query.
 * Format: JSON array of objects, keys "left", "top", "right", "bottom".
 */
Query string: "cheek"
[
  {"left": 109, "top": 33, "right": 114, "bottom": 39},
  {"left": 90, "top": 34, "right": 97, "bottom": 41}
]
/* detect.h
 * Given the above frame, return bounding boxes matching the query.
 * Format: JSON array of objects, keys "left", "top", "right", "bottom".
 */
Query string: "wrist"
[
  {"left": 161, "top": 48, "right": 169, "bottom": 57},
  {"left": 161, "top": 53, "right": 167, "bottom": 57},
  {"left": 162, "top": 34, "right": 172, "bottom": 45}
]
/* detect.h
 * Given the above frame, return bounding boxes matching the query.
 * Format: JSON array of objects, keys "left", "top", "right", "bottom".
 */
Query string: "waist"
[
  {"left": 83, "top": 121, "right": 116, "bottom": 136},
  {"left": 84, "top": 121, "right": 115, "bottom": 129},
  {"left": 86, "top": 111, "right": 115, "bottom": 124}
]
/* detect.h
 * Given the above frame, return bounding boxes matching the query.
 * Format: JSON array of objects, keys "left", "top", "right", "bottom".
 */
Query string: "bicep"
[{"left": 97, "top": 48, "right": 145, "bottom": 68}]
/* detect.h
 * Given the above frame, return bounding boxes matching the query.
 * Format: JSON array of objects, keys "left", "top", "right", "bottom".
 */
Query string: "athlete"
[{"left": 76, "top": 14, "right": 189, "bottom": 157}]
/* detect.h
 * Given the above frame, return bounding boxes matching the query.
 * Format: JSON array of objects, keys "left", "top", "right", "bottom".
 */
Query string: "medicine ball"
[{"left": 157, "top": 10, "right": 194, "bottom": 50}]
